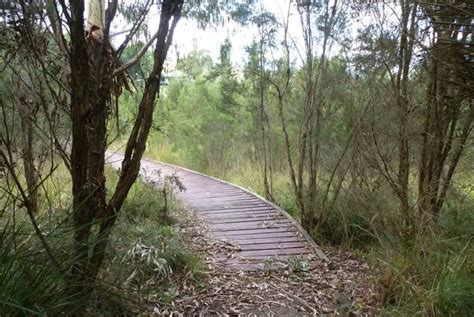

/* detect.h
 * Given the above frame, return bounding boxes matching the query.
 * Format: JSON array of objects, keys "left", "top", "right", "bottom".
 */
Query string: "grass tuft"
[{"left": 438, "top": 274, "right": 474, "bottom": 316}]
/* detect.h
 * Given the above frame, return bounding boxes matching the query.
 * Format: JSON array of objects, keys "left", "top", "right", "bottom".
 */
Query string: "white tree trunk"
[{"left": 87, "top": 0, "right": 105, "bottom": 29}]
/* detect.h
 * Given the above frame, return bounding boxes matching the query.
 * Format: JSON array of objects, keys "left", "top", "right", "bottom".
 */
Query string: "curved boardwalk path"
[{"left": 107, "top": 152, "right": 326, "bottom": 271}]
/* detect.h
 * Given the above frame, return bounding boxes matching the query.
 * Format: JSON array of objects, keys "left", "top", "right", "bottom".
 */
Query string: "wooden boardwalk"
[{"left": 107, "top": 152, "right": 326, "bottom": 270}]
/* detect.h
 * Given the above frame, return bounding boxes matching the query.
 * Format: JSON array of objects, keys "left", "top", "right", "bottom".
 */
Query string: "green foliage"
[
  {"left": 440, "top": 197, "right": 474, "bottom": 237},
  {"left": 116, "top": 39, "right": 474, "bottom": 315},
  {"left": 438, "top": 274, "right": 474, "bottom": 316},
  {"left": 108, "top": 167, "right": 175, "bottom": 224},
  {"left": 0, "top": 223, "right": 70, "bottom": 316},
  {"left": 373, "top": 231, "right": 474, "bottom": 316},
  {"left": 318, "top": 210, "right": 374, "bottom": 247},
  {"left": 143, "top": 48, "right": 255, "bottom": 175},
  {"left": 1, "top": 0, "right": 466, "bottom": 314},
  {"left": 183, "top": 0, "right": 256, "bottom": 28},
  {"left": 120, "top": 43, "right": 154, "bottom": 80},
  {"left": 177, "top": 49, "right": 213, "bottom": 78}
]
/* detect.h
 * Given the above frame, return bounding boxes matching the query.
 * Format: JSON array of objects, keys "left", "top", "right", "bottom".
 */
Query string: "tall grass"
[
  {"left": 0, "top": 221, "right": 74, "bottom": 316},
  {"left": 0, "top": 163, "right": 203, "bottom": 315}
]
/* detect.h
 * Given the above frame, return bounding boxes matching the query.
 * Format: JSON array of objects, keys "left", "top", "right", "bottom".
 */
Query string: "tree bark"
[
  {"left": 395, "top": 0, "right": 417, "bottom": 233},
  {"left": 69, "top": 0, "right": 94, "bottom": 295}
]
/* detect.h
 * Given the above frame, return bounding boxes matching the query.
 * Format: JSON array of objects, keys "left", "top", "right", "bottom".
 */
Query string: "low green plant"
[
  {"left": 440, "top": 198, "right": 474, "bottom": 237},
  {"left": 0, "top": 221, "right": 72, "bottom": 316},
  {"left": 286, "top": 256, "right": 310, "bottom": 273},
  {"left": 372, "top": 228, "right": 473, "bottom": 316},
  {"left": 438, "top": 273, "right": 474, "bottom": 316}
]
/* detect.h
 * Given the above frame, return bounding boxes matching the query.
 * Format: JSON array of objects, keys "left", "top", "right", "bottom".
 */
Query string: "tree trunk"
[
  {"left": 258, "top": 25, "right": 274, "bottom": 202},
  {"left": 395, "top": 0, "right": 417, "bottom": 234},
  {"left": 417, "top": 3, "right": 474, "bottom": 226},
  {"left": 69, "top": 0, "right": 94, "bottom": 295},
  {"left": 13, "top": 76, "right": 39, "bottom": 214}
]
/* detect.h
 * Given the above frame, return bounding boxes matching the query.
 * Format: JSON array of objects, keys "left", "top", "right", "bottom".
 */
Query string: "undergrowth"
[
  {"left": 103, "top": 168, "right": 204, "bottom": 310},
  {"left": 0, "top": 164, "right": 203, "bottom": 315},
  {"left": 0, "top": 221, "right": 72, "bottom": 316}
]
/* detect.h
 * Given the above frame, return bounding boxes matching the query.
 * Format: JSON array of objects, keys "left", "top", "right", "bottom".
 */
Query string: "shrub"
[{"left": 438, "top": 274, "right": 474, "bottom": 316}]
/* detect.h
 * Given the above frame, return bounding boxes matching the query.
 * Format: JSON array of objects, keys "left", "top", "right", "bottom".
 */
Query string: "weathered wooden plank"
[
  {"left": 200, "top": 210, "right": 277, "bottom": 217},
  {"left": 199, "top": 207, "right": 276, "bottom": 214},
  {"left": 209, "top": 220, "right": 293, "bottom": 231},
  {"left": 179, "top": 182, "right": 236, "bottom": 187},
  {"left": 191, "top": 200, "right": 265, "bottom": 208},
  {"left": 217, "top": 254, "right": 311, "bottom": 263},
  {"left": 192, "top": 199, "right": 268, "bottom": 206},
  {"left": 184, "top": 193, "right": 251, "bottom": 200},
  {"left": 201, "top": 211, "right": 278, "bottom": 218},
  {"left": 183, "top": 190, "right": 245, "bottom": 196},
  {"left": 211, "top": 227, "right": 297, "bottom": 237},
  {"left": 210, "top": 225, "right": 294, "bottom": 233},
  {"left": 239, "top": 242, "right": 307, "bottom": 251},
  {"left": 205, "top": 215, "right": 285, "bottom": 224},
  {"left": 193, "top": 203, "right": 271, "bottom": 211},
  {"left": 237, "top": 248, "right": 311, "bottom": 257},
  {"left": 188, "top": 197, "right": 262, "bottom": 204},
  {"left": 213, "top": 231, "right": 299, "bottom": 240},
  {"left": 231, "top": 237, "right": 304, "bottom": 245}
]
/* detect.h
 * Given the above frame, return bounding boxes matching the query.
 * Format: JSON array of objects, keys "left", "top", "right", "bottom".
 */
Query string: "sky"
[
  {"left": 168, "top": 0, "right": 299, "bottom": 67},
  {"left": 110, "top": 0, "right": 306, "bottom": 68},
  {"left": 108, "top": 0, "right": 402, "bottom": 70}
]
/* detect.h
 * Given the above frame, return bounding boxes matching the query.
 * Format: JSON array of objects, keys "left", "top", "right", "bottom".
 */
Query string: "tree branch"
[{"left": 113, "top": 28, "right": 160, "bottom": 77}]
